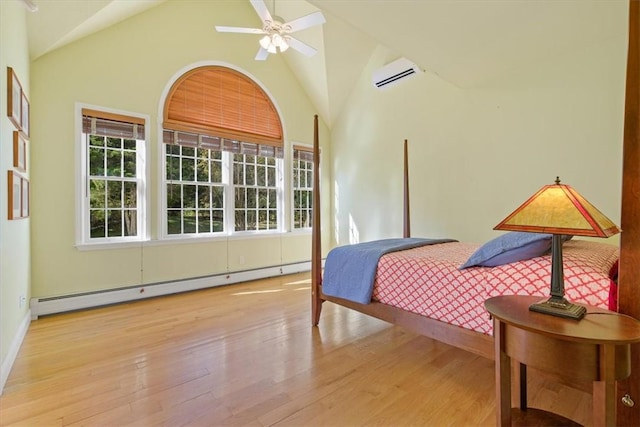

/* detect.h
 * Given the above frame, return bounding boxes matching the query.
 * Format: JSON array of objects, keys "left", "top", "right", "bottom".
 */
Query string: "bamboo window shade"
[
  {"left": 82, "top": 109, "right": 145, "bottom": 139},
  {"left": 293, "top": 144, "right": 314, "bottom": 162},
  {"left": 163, "top": 66, "right": 283, "bottom": 147}
]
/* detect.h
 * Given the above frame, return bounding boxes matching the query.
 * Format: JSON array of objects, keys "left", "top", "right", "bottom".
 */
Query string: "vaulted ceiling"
[{"left": 24, "top": 0, "right": 628, "bottom": 127}]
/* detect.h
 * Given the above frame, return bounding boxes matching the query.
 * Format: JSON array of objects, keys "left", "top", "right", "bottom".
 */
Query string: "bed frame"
[
  {"left": 310, "top": 2, "right": 638, "bottom": 424},
  {"left": 310, "top": 133, "right": 494, "bottom": 358}
]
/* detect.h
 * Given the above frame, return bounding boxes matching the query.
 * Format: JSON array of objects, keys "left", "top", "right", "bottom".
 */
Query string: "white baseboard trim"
[
  {"left": 30, "top": 262, "right": 312, "bottom": 320},
  {"left": 1, "top": 309, "right": 31, "bottom": 395}
]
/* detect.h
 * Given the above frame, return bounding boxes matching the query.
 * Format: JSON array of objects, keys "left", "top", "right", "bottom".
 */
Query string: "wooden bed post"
[
  {"left": 403, "top": 139, "right": 411, "bottom": 238},
  {"left": 617, "top": 1, "right": 639, "bottom": 425},
  {"left": 311, "top": 115, "right": 323, "bottom": 326},
  {"left": 311, "top": 131, "right": 413, "bottom": 326}
]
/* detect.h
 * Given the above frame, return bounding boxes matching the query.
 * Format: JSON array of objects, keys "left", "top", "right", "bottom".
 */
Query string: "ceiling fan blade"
[
  {"left": 255, "top": 47, "right": 270, "bottom": 61},
  {"left": 250, "top": 0, "right": 273, "bottom": 25},
  {"left": 284, "top": 11, "right": 326, "bottom": 33},
  {"left": 215, "top": 26, "right": 266, "bottom": 34},
  {"left": 286, "top": 37, "right": 318, "bottom": 57}
]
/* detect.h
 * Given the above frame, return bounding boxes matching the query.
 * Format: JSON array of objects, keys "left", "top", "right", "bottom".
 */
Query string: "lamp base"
[{"left": 529, "top": 297, "right": 586, "bottom": 320}]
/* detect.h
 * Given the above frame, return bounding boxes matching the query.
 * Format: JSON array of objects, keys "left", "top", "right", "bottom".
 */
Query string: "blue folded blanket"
[{"left": 322, "top": 237, "right": 456, "bottom": 304}]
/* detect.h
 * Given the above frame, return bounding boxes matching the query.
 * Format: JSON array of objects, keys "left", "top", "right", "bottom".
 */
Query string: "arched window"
[
  {"left": 162, "top": 66, "right": 285, "bottom": 236},
  {"left": 163, "top": 66, "right": 283, "bottom": 146}
]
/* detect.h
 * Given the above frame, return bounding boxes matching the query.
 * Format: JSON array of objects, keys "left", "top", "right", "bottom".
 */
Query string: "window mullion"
[
  {"left": 137, "top": 139, "right": 145, "bottom": 239},
  {"left": 223, "top": 151, "right": 232, "bottom": 235}
]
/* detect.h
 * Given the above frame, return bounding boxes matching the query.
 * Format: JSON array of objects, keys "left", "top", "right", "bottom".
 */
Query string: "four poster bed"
[
  {"left": 311, "top": 137, "right": 620, "bottom": 359},
  {"left": 310, "top": 3, "right": 639, "bottom": 424}
]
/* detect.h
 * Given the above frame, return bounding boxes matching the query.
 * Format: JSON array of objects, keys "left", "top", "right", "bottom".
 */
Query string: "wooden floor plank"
[{"left": 0, "top": 273, "right": 592, "bottom": 426}]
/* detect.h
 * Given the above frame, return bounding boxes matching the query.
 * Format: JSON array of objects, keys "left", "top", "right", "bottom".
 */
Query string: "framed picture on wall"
[
  {"left": 13, "top": 131, "right": 27, "bottom": 172},
  {"left": 21, "top": 177, "right": 30, "bottom": 218},
  {"left": 21, "top": 92, "right": 30, "bottom": 138},
  {"left": 7, "top": 67, "right": 23, "bottom": 130},
  {"left": 8, "top": 170, "right": 22, "bottom": 220}
]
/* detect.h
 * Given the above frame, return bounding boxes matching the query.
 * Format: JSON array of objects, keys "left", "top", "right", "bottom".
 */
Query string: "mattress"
[{"left": 372, "top": 240, "right": 619, "bottom": 335}]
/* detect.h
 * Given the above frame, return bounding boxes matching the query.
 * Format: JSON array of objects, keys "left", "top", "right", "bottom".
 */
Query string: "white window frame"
[
  {"left": 163, "top": 143, "right": 228, "bottom": 237},
  {"left": 75, "top": 104, "right": 150, "bottom": 248},
  {"left": 231, "top": 151, "right": 284, "bottom": 234},
  {"left": 159, "top": 140, "right": 285, "bottom": 240},
  {"left": 291, "top": 143, "right": 314, "bottom": 232}
]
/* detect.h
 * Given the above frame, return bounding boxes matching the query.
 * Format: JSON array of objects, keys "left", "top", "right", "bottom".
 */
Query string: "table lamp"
[{"left": 494, "top": 177, "right": 620, "bottom": 320}]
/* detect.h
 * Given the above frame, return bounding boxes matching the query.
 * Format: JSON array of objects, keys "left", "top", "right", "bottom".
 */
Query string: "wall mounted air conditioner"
[{"left": 372, "top": 57, "right": 422, "bottom": 89}]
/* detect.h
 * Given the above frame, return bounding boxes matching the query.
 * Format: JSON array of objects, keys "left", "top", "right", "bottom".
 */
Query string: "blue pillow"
[{"left": 459, "top": 232, "right": 553, "bottom": 269}]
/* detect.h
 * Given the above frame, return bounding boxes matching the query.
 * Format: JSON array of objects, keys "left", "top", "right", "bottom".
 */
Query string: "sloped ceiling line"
[{"left": 26, "top": 0, "right": 628, "bottom": 129}]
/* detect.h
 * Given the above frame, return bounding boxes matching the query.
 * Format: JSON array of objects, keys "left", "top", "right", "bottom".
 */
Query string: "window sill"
[
  {"left": 76, "top": 230, "right": 311, "bottom": 250},
  {"left": 75, "top": 240, "right": 150, "bottom": 251}
]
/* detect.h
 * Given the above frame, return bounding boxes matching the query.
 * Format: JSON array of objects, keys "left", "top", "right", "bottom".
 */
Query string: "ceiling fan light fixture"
[
  {"left": 271, "top": 34, "right": 283, "bottom": 46},
  {"left": 215, "top": 0, "right": 325, "bottom": 60},
  {"left": 259, "top": 35, "right": 272, "bottom": 49},
  {"left": 271, "top": 34, "right": 289, "bottom": 52},
  {"left": 279, "top": 38, "right": 289, "bottom": 52}
]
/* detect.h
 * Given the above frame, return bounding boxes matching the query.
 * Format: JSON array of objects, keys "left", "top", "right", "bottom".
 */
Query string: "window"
[
  {"left": 234, "top": 153, "right": 279, "bottom": 232},
  {"left": 161, "top": 66, "right": 284, "bottom": 238},
  {"left": 79, "top": 108, "right": 147, "bottom": 244},
  {"left": 162, "top": 130, "right": 283, "bottom": 236},
  {"left": 166, "top": 144, "right": 224, "bottom": 235},
  {"left": 292, "top": 145, "right": 314, "bottom": 229}
]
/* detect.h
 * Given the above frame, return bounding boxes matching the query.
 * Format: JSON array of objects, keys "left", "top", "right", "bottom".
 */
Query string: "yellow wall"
[
  {"left": 330, "top": 27, "right": 627, "bottom": 247},
  {"left": 1, "top": 0, "right": 31, "bottom": 384},
  {"left": 29, "top": 0, "right": 330, "bottom": 299}
]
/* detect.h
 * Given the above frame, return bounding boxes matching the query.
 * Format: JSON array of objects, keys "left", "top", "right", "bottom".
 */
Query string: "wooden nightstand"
[{"left": 485, "top": 295, "right": 640, "bottom": 427}]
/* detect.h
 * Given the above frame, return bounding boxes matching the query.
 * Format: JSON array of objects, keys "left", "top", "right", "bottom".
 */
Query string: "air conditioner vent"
[{"left": 373, "top": 57, "right": 422, "bottom": 89}]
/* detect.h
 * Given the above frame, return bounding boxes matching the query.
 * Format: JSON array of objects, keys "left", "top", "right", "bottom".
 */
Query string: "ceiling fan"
[{"left": 215, "top": 0, "right": 326, "bottom": 61}]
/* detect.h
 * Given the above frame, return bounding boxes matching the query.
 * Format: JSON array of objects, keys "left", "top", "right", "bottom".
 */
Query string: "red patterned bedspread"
[{"left": 372, "top": 240, "right": 619, "bottom": 335}]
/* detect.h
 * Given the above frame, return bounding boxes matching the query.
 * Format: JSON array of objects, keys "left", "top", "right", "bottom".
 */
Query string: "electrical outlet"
[{"left": 19, "top": 295, "right": 26, "bottom": 308}]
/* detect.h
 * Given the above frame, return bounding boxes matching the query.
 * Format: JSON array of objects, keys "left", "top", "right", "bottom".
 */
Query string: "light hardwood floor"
[{"left": 1, "top": 273, "right": 592, "bottom": 426}]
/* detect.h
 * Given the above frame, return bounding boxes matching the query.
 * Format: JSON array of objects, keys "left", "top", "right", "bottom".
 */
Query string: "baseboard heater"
[{"left": 30, "top": 261, "right": 313, "bottom": 319}]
